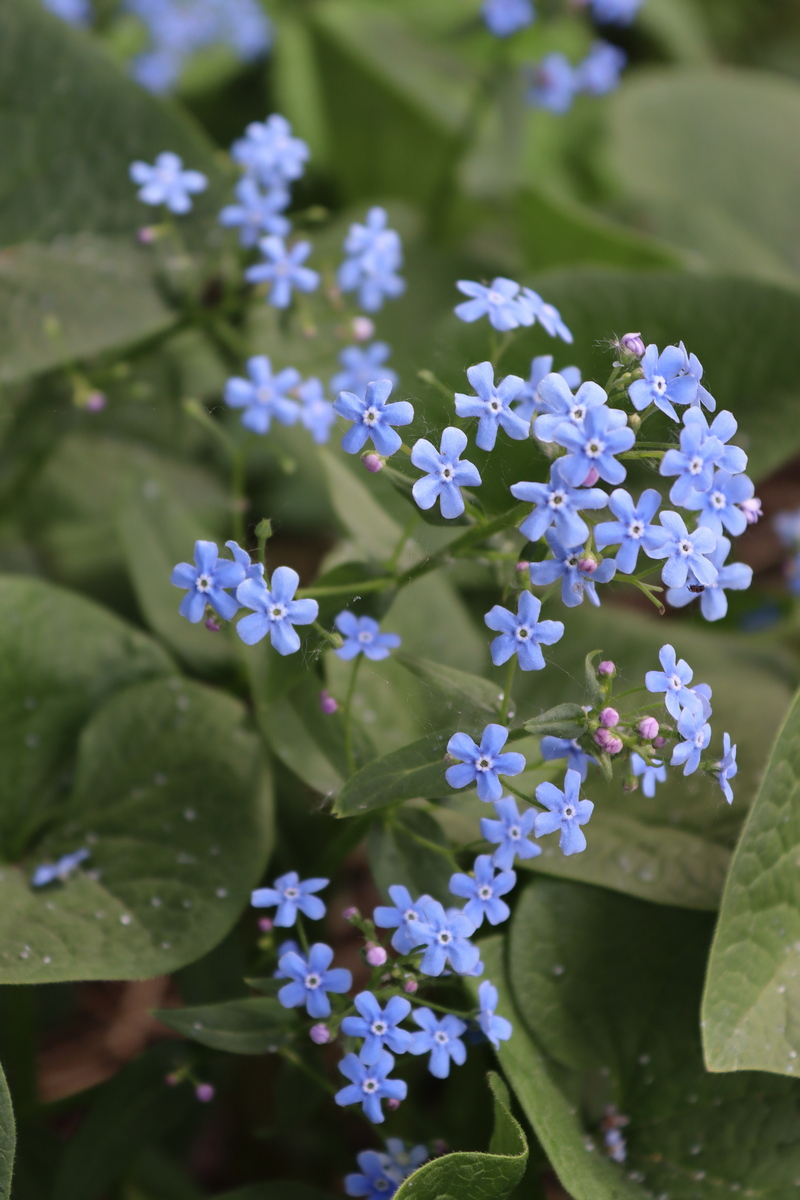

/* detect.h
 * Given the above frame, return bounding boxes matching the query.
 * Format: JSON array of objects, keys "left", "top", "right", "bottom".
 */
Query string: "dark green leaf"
[
  {"left": 523, "top": 704, "right": 586, "bottom": 738},
  {"left": 334, "top": 732, "right": 450, "bottom": 817},
  {"left": 368, "top": 807, "right": 454, "bottom": 904},
  {"left": 213, "top": 1185, "right": 336, "bottom": 1200},
  {"left": 154, "top": 997, "right": 295, "bottom": 1054},
  {"left": 395, "top": 654, "right": 503, "bottom": 725},
  {"left": 0, "top": 1064, "right": 14, "bottom": 1200}
]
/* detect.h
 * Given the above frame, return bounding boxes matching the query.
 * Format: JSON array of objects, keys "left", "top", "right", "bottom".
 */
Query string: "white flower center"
[
  {"left": 196, "top": 574, "right": 212, "bottom": 592},
  {"left": 257, "top": 386, "right": 274, "bottom": 405},
  {"left": 487, "top": 290, "right": 506, "bottom": 306},
  {"left": 669, "top": 674, "right": 682, "bottom": 690},
  {"left": 679, "top": 540, "right": 693, "bottom": 555},
  {"left": 566, "top": 555, "right": 580, "bottom": 569},
  {"left": 362, "top": 1078, "right": 379, "bottom": 1094},
  {"left": 403, "top": 908, "right": 418, "bottom": 922},
  {"left": 572, "top": 406, "right": 585, "bottom": 422},
  {"left": 516, "top": 625, "right": 531, "bottom": 641},
  {"left": 653, "top": 375, "right": 667, "bottom": 395},
  {"left": 563, "top": 805, "right": 576, "bottom": 818},
  {"left": 371, "top": 1020, "right": 387, "bottom": 1035},
  {"left": 694, "top": 733, "right": 705, "bottom": 747},
  {"left": 476, "top": 756, "right": 494, "bottom": 772},
  {"left": 710, "top": 491, "right": 726, "bottom": 509},
  {"left": 270, "top": 603, "right": 287, "bottom": 620},
  {"left": 488, "top": 399, "right": 501, "bottom": 413},
  {"left": 628, "top": 520, "right": 644, "bottom": 539},
  {"left": 585, "top": 439, "right": 605, "bottom": 458},
  {"left": 357, "top": 630, "right": 374, "bottom": 643},
  {"left": 441, "top": 466, "right": 453, "bottom": 480},
  {"left": 437, "top": 930, "right": 453, "bottom": 945},
  {"left": 549, "top": 490, "right": 567, "bottom": 509},
  {"left": 434, "top": 1030, "right": 449, "bottom": 1045},
  {"left": 478, "top": 885, "right": 493, "bottom": 900},
  {"left": 284, "top": 886, "right": 299, "bottom": 899},
  {"left": 364, "top": 406, "right": 379, "bottom": 424},
  {"left": 689, "top": 456, "right": 704, "bottom": 475},
  {"left": 509, "top": 825, "right": 521, "bottom": 840},
  {"left": 305, "top": 973, "right": 321, "bottom": 989}
]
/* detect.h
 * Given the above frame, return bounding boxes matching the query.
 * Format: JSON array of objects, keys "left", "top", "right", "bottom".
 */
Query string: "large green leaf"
[
  {"left": 368, "top": 806, "right": 453, "bottom": 904},
  {"left": 334, "top": 732, "right": 450, "bottom": 817},
  {"left": 0, "top": 674, "right": 272, "bottom": 983},
  {"left": 0, "top": 0, "right": 228, "bottom": 244},
  {"left": 703, "top": 683, "right": 800, "bottom": 1075},
  {"left": 155, "top": 997, "right": 295, "bottom": 1054},
  {"left": 0, "top": 1064, "right": 14, "bottom": 1200},
  {"left": 393, "top": 1073, "right": 527, "bottom": 1200}
]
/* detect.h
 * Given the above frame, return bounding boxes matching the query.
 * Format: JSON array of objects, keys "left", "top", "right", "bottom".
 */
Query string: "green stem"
[
  {"left": 313, "top": 621, "right": 342, "bottom": 648},
  {"left": 395, "top": 825, "right": 459, "bottom": 869},
  {"left": 343, "top": 655, "right": 363, "bottom": 775},
  {"left": 407, "top": 996, "right": 474, "bottom": 1020},
  {"left": 619, "top": 450, "right": 665, "bottom": 461},
  {"left": 295, "top": 916, "right": 309, "bottom": 955},
  {"left": 491, "top": 331, "right": 515, "bottom": 368},
  {"left": 417, "top": 370, "right": 454, "bottom": 402},
  {"left": 231, "top": 446, "right": 246, "bottom": 544},
  {"left": 386, "top": 512, "right": 420, "bottom": 573},
  {"left": 499, "top": 656, "right": 517, "bottom": 724},
  {"left": 280, "top": 1047, "right": 336, "bottom": 1096}
]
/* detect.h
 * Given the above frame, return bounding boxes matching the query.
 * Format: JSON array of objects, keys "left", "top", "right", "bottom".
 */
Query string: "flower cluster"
[
  {"left": 526, "top": 42, "right": 627, "bottom": 114},
  {"left": 344, "top": 1140, "right": 429, "bottom": 1199}
]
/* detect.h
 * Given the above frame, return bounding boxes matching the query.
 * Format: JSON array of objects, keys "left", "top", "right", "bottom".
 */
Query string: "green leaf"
[
  {"left": 334, "top": 732, "right": 450, "bottom": 817},
  {"left": 368, "top": 806, "right": 454, "bottom": 904},
  {"left": 523, "top": 704, "right": 586, "bottom": 739},
  {"left": 0, "top": 1064, "right": 14, "bottom": 1200},
  {"left": 703, "top": 682, "right": 800, "bottom": 1075},
  {"left": 0, "top": 0, "right": 228, "bottom": 244},
  {"left": 584, "top": 650, "right": 605, "bottom": 709},
  {"left": 213, "top": 1185, "right": 336, "bottom": 1200},
  {"left": 395, "top": 654, "right": 503, "bottom": 725},
  {"left": 393, "top": 1072, "right": 527, "bottom": 1200},
  {"left": 0, "top": 675, "right": 272, "bottom": 983},
  {"left": 154, "top": 997, "right": 295, "bottom": 1054}
]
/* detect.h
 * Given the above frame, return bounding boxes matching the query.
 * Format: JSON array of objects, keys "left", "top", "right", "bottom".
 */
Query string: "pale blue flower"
[
  {"left": 409, "top": 1009, "right": 467, "bottom": 1078},
  {"left": 540, "top": 737, "right": 594, "bottom": 780},
  {"left": 384, "top": 1141, "right": 429, "bottom": 1180},
  {"left": 485, "top": 589, "right": 565, "bottom": 669},
  {"left": 648, "top": 511, "right": 718, "bottom": 588},
  {"left": 334, "top": 613, "right": 401, "bottom": 661},
  {"left": 533, "top": 375, "right": 611, "bottom": 443},
  {"left": 298, "top": 377, "right": 337, "bottom": 444},
  {"left": 405, "top": 899, "right": 481, "bottom": 976},
  {"left": 513, "top": 356, "right": 582, "bottom": 422},
  {"left": 446, "top": 725, "right": 526, "bottom": 803},
  {"left": 525, "top": 53, "right": 578, "bottom": 114},
  {"left": 31, "top": 848, "right": 90, "bottom": 887},
  {"left": 251, "top": 871, "right": 328, "bottom": 926},
  {"left": 577, "top": 41, "right": 626, "bottom": 95},
  {"left": 682, "top": 409, "right": 748, "bottom": 474},
  {"left": 454, "top": 362, "right": 528, "bottom": 451},
  {"left": 645, "top": 644, "right": 703, "bottom": 719},
  {"left": 482, "top": 0, "right": 535, "bottom": 36},
  {"left": 529, "top": 531, "right": 617, "bottom": 607},
  {"left": 411, "top": 427, "right": 481, "bottom": 519},
  {"left": 129, "top": 152, "right": 207, "bottom": 213},
  {"left": 665, "top": 536, "right": 753, "bottom": 622},
  {"left": 373, "top": 886, "right": 433, "bottom": 956},
  {"left": 334, "top": 378, "right": 414, "bottom": 457},
  {"left": 344, "top": 1150, "right": 400, "bottom": 1200},
  {"left": 511, "top": 462, "right": 608, "bottom": 546},
  {"left": 337, "top": 208, "right": 405, "bottom": 312},
  {"left": 534, "top": 769, "right": 594, "bottom": 855},
  {"left": 231, "top": 114, "right": 309, "bottom": 186},
  {"left": 659, "top": 422, "right": 724, "bottom": 506},
  {"left": 245, "top": 236, "right": 319, "bottom": 308},
  {"left": 330, "top": 343, "right": 398, "bottom": 401},
  {"left": 43, "top": 0, "right": 90, "bottom": 22},
  {"left": 678, "top": 342, "right": 716, "bottom": 411},
  {"left": 684, "top": 471, "right": 755, "bottom": 538},
  {"left": 629, "top": 344, "right": 697, "bottom": 421},
  {"left": 590, "top": 0, "right": 642, "bottom": 23},
  {"left": 277, "top": 942, "right": 352, "bottom": 1018},
  {"left": 480, "top": 796, "right": 540, "bottom": 870},
  {"left": 336, "top": 1052, "right": 407, "bottom": 1124},
  {"left": 671, "top": 710, "right": 711, "bottom": 776},
  {"left": 551, "top": 405, "right": 635, "bottom": 487},
  {"left": 454, "top": 278, "right": 527, "bottom": 332},
  {"left": 219, "top": 177, "right": 290, "bottom": 246},
  {"left": 224, "top": 356, "right": 301, "bottom": 435},
  {"left": 594, "top": 488, "right": 669, "bottom": 574},
  {"left": 235, "top": 566, "right": 318, "bottom": 651},
  {"left": 171, "top": 539, "right": 246, "bottom": 623},
  {"left": 715, "top": 733, "right": 737, "bottom": 805},
  {"left": 477, "top": 980, "right": 513, "bottom": 1049},
  {"left": 341, "top": 993, "right": 413, "bottom": 1064},
  {"left": 518, "top": 289, "right": 573, "bottom": 342},
  {"left": 630, "top": 752, "right": 666, "bottom": 798},
  {"left": 449, "top": 855, "right": 516, "bottom": 928}
]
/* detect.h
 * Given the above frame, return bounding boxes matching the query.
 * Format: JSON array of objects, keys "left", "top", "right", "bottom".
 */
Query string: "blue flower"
[
  {"left": 43, "top": 0, "right": 90, "bottom": 22},
  {"left": 659, "top": 423, "right": 725, "bottom": 506},
  {"left": 678, "top": 342, "right": 716, "bottom": 411},
  {"left": 224, "top": 356, "right": 301, "bottom": 435},
  {"left": 411, "top": 427, "right": 482, "bottom": 520},
  {"left": 532, "top": 375, "right": 611, "bottom": 443},
  {"left": 277, "top": 942, "right": 352, "bottom": 1018},
  {"left": 245, "top": 236, "right": 319, "bottom": 308},
  {"left": 629, "top": 344, "right": 698, "bottom": 421},
  {"left": 341, "top": 993, "right": 414, "bottom": 1064},
  {"left": 31, "top": 847, "right": 90, "bottom": 887},
  {"left": 336, "top": 1052, "right": 408, "bottom": 1124},
  {"left": 127, "top": 0, "right": 271, "bottom": 92},
  {"left": 344, "top": 1150, "right": 400, "bottom": 1199},
  {"left": 576, "top": 41, "right": 626, "bottom": 95},
  {"left": 454, "top": 362, "right": 529, "bottom": 451},
  {"left": 454, "top": 278, "right": 527, "bottom": 332},
  {"left": 297, "top": 377, "right": 337, "bottom": 444},
  {"left": 715, "top": 733, "right": 737, "bottom": 805},
  {"left": 551, "top": 405, "right": 635, "bottom": 486},
  {"left": 337, "top": 208, "right": 405, "bottom": 312},
  {"left": 671, "top": 710, "right": 711, "bottom": 776},
  {"left": 334, "top": 379, "right": 414, "bottom": 458},
  {"left": 648, "top": 511, "right": 718, "bottom": 588},
  {"left": 665, "top": 536, "right": 753, "bottom": 622},
  {"left": 251, "top": 871, "right": 328, "bottom": 926},
  {"left": 171, "top": 539, "right": 247, "bottom": 623},
  {"left": 529, "top": 531, "right": 617, "bottom": 607},
  {"left": 482, "top": 0, "right": 535, "bottom": 36},
  {"left": 485, "top": 589, "right": 565, "bottom": 670},
  {"left": 518, "top": 289, "right": 574, "bottom": 342},
  {"left": 373, "top": 886, "right": 434, "bottom": 955},
  {"left": 406, "top": 899, "right": 481, "bottom": 976},
  {"left": 449, "top": 855, "right": 516, "bottom": 928},
  {"left": 231, "top": 114, "right": 309, "bottom": 187},
  {"left": 682, "top": 409, "right": 748, "bottom": 474},
  {"left": 477, "top": 980, "right": 513, "bottom": 1049},
  {"left": 594, "top": 488, "right": 669, "bottom": 574},
  {"left": 590, "top": 0, "right": 642, "bottom": 23},
  {"left": 645, "top": 644, "right": 703, "bottom": 720},
  {"left": 129, "top": 152, "right": 207, "bottom": 213},
  {"left": 630, "top": 752, "right": 666, "bottom": 798},
  {"left": 534, "top": 769, "right": 594, "bottom": 856},
  {"left": 683, "top": 470, "right": 755, "bottom": 538},
  {"left": 409, "top": 1009, "right": 467, "bottom": 1078},
  {"left": 235, "top": 566, "right": 319, "bottom": 651},
  {"left": 480, "top": 796, "right": 540, "bottom": 870},
  {"left": 446, "top": 724, "right": 526, "bottom": 803},
  {"left": 525, "top": 53, "right": 578, "bottom": 114},
  {"left": 334, "top": 613, "right": 402, "bottom": 661},
  {"left": 273, "top": 940, "right": 301, "bottom": 979},
  {"left": 218, "top": 177, "right": 290, "bottom": 246},
  {"left": 330, "top": 343, "right": 398, "bottom": 402},
  {"left": 511, "top": 462, "right": 608, "bottom": 546},
  {"left": 513, "top": 356, "right": 582, "bottom": 422},
  {"left": 540, "top": 737, "right": 594, "bottom": 780},
  {"left": 384, "top": 1141, "right": 429, "bottom": 1179},
  {"left": 226, "top": 539, "right": 264, "bottom": 583}
]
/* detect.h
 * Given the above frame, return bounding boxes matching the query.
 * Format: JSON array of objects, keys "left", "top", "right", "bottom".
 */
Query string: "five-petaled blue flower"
[
  {"left": 576, "top": 41, "right": 626, "bottom": 96},
  {"left": 629, "top": 344, "right": 698, "bottom": 421},
  {"left": 485, "top": 589, "right": 565, "bottom": 670},
  {"left": 446, "top": 724, "right": 526, "bottom": 802},
  {"left": 477, "top": 980, "right": 513, "bottom": 1049},
  {"left": 682, "top": 409, "right": 747, "bottom": 473},
  {"left": 330, "top": 343, "right": 398, "bottom": 401},
  {"left": 630, "top": 752, "right": 666, "bottom": 798},
  {"left": 373, "top": 885, "right": 434, "bottom": 955},
  {"left": 480, "top": 796, "right": 540, "bottom": 870},
  {"left": 482, "top": 0, "right": 535, "bottom": 37},
  {"left": 171, "top": 539, "right": 247, "bottom": 623},
  {"left": 43, "top": 0, "right": 91, "bottom": 24},
  {"left": 298, "top": 377, "right": 337, "bottom": 444},
  {"left": 231, "top": 114, "right": 310, "bottom": 187},
  {"left": 129, "top": 152, "right": 208, "bottom": 214},
  {"left": 648, "top": 511, "right": 718, "bottom": 589},
  {"left": 514, "top": 356, "right": 582, "bottom": 422},
  {"left": 534, "top": 769, "right": 594, "bottom": 856},
  {"left": 678, "top": 342, "right": 716, "bottom": 411},
  {"left": 334, "top": 612, "right": 402, "bottom": 661},
  {"left": 454, "top": 278, "right": 527, "bottom": 332},
  {"left": 344, "top": 1150, "right": 400, "bottom": 1199},
  {"left": 449, "top": 855, "right": 516, "bottom": 928},
  {"left": 529, "top": 531, "right": 617, "bottom": 608},
  {"left": 384, "top": 1141, "right": 428, "bottom": 1179},
  {"left": 334, "top": 379, "right": 414, "bottom": 458},
  {"left": 454, "top": 362, "right": 529, "bottom": 451},
  {"left": 532, "top": 375, "right": 610, "bottom": 443},
  {"left": 551, "top": 405, "right": 635, "bottom": 486},
  {"left": 224, "top": 356, "right": 300, "bottom": 435},
  {"left": 666, "top": 535, "right": 753, "bottom": 622},
  {"left": 409, "top": 1009, "right": 467, "bottom": 1079},
  {"left": 590, "top": 0, "right": 642, "bottom": 23},
  {"left": 518, "top": 289, "right": 573, "bottom": 342},
  {"left": 218, "top": 177, "right": 290, "bottom": 245},
  {"left": 645, "top": 644, "right": 703, "bottom": 719},
  {"left": 336, "top": 1051, "right": 408, "bottom": 1124},
  {"left": 236, "top": 566, "right": 319, "bottom": 651},
  {"left": 277, "top": 942, "right": 352, "bottom": 1018},
  {"left": 341, "top": 993, "right": 414, "bottom": 1064},
  {"left": 406, "top": 899, "right": 481, "bottom": 977},
  {"left": 540, "top": 736, "right": 594, "bottom": 780},
  {"left": 593, "top": 488, "right": 669, "bottom": 574},
  {"left": 525, "top": 53, "right": 578, "bottom": 114},
  {"left": 683, "top": 470, "right": 755, "bottom": 538},
  {"left": 671, "top": 709, "right": 712, "bottom": 776},
  {"left": 715, "top": 733, "right": 737, "bottom": 805},
  {"left": 245, "top": 236, "right": 320, "bottom": 308},
  {"left": 659, "top": 423, "right": 724, "bottom": 506},
  {"left": 251, "top": 871, "right": 328, "bottom": 926},
  {"left": 337, "top": 208, "right": 405, "bottom": 312},
  {"left": 511, "top": 462, "right": 607, "bottom": 546},
  {"left": 411, "top": 427, "right": 482, "bottom": 519},
  {"left": 31, "top": 847, "right": 90, "bottom": 888}
]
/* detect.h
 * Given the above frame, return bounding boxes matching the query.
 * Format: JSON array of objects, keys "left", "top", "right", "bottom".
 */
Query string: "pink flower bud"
[
  {"left": 620, "top": 332, "right": 645, "bottom": 358},
  {"left": 638, "top": 717, "right": 659, "bottom": 740},
  {"left": 594, "top": 728, "right": 623, "bottom": 755},
  {"left": 343, "top": 907, "right": 359, "bottom": 921},
  {"left": 319, "top": 690, "right": 338, "bottom": 715},
  {"left": 403, "top": 978, "right": 418, "bottom": 994},
  {"left": 597, "top": 660, "right": 615, "bottom": 677},
  {"left": 599, "top": 707, "right": 619, "bottom": 728},
  {"left": 386, "top": 1098, "right": 401, "bottom": 1110},
  {"left": 740, "top": 497, "right": 762, "bottom": 525},
  {"left": 137, "top": 226, "right": 157, "bottom": 245},
  {"left": 310, "top": 1023, "right": 331, "bottom": 1045},
  {"left": 205, "top": 617, "right": 221, "bottom": 632},
  {"left": 85, "top": 390, "right": 107, "bottom": 412},
  {"left": 165, "top": 1072, "right": 179, "bottom": 1087},
  {"left": 653, "top": 736, "right": 666, "bottom": 750},
  {"left": 578, "top": 556, "right": 598, "bottom": 574},
  {"left": 195, "top": 1083, "right": 215, "bottom": 1103},
  {"left": 582, "top": 467, "right": 600, "bottom": 487},
  {"left": 366, "top": 944, "right": 387, "bottom": 967},
  {"left": 352, "top": 316, "right": 375, "bottom": 342},
  {"left": 258, "top": 916, "right": 273, "bottom": 933},
  {"left": 516, "top": 561, "right": 530, "bottom": 572},
  {"left": 363, "top": 453, "right": 384, "bottom": 474}
]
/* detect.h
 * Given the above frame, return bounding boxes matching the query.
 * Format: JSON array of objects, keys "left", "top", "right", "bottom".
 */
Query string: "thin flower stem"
[
  {"left": 386, "top": 512, "right": 420, "bottom": 573},
  {"left": 619, "top": 450, "right": 665, "bottom": 461},
  {"left": 279, "top": 1047, "right": 337, "bottom": 1096},
  {"left": 396, "top": 825, "right": 459, "bottom": 870},
  {"left": 343, "top": 655, "right": 363, "bottom": 775},
  {"left": 231, "top": 446, "right": 247, "bottom": 545},
  {"left": 295, "top": 916, "right": 309, "bottom": 955},
  {"left": 407, "top": 996, "right": 474, "bottom": 1020},
  {"left": 417, "top": 370, "right": 454, "bottom": 402},
  {"left": 502, "top": 780, "right": 543, "bottom": 808},
  {"left": 499, "top": 657, "right": 517, "bottom": 724},
  {"left": 491, "top": 331, "right": 515, "bottom": 368},
  {"left": 313, "top": 621, "right": 342, "bottom": 648}
]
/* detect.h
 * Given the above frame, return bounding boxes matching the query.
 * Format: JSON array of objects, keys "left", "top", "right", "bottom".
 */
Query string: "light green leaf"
[
  {"left": 0, "top": 1064, "right": 14, "bottom": 1200},
  {"left": 334, "top": 732, "right": 450, "bottom": 817},
  {"left": 395, "top": 654, "right": 503, "bottom": 725},
  {"left": 368, "top": 806, "right": 454, "bottom": 904},
  {"left": 0, "top": 675, "right": 272, "bottom": 983},
  {"left": 523, "top": 704, "right": 586, "bottom": 739},
  {"left": 271, "top": 12, "right": 331, "bottom": 165},
  {"left": 703, "top": 683, "right": 800, "bottom": 1075},
  {"left": 154, "top": 997, "right": 295, "bottom": 1055},
  {"left": 393, "top": 1072, "right": 527, "bottom": 1200}
]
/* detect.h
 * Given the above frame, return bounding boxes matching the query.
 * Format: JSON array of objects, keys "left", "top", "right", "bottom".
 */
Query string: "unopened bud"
[
  {"left": 638, "top": 717, "right": 659, "bottom": 739},
  {"left": 598, "top": 660, "right": 615, "bottom": 677},
  {"left": 653, "top": 735, "right": 666, "bottom": 750},
  {"left": 594, "top": 728, "right": 623, "bottom": 755},
  {"left": 599, "top": 706, "right": 619, "bottom": 728},
  {"left": 195, "top": 1083, "right": 215, "bottom": 1103},
  {"left": 366, "top": 944, "right": 387, "bottom": 967},
  {"left": 258, "top": 916, "right": 273, "bottom": 933},
  {"left": 386, "top": 1098, "right": 401, "bottom": 1110},
  {"left": 578, "top": 556, "right": 598, "bottom": 575},
  {"left": 137, "top": 226, "right": 157, "bottom": 245},
  {"left": 85, "top": 390, "right": 107, "bottom": 412},
  {"left": 165, "top": 1072, "right": 179, "bottom": 1087},
  {"left": 431, "top": 1139, "right": 449, "bottom": 1158},
  {"left": 620, "top": 332, "right": 645, "bottom": 358},
  {"left": 582, "top": 467, "right": 600, "bottom": 487},
  {"left": 740, "top": 497, "right": 762, "bottom": 525},
  {"left": 628, "top": 413, "right": 641, "bottom": 432},
  {"left": 363, "top": 453, "right": 384, "bottom": 474},
  {"left": 516, "top": 561, "right": 530, "bottom": 572},
  {"left": 310, "top": 1023, "right": 331, "bottom": 1045},
  {"left": 205, "top": 617, "right": 221, "bottom": 632},
  {"left": 319, "top": 690, "right": 338, "bottom": 715},
  {"left": 343, "top": 906, "right": 359, "bottom": 921},
  {"left": 403, "top": 978, "right": 418, "bottom": 994},
  {"left": 352, "top": 316, "right": 375, "bottom": 342}
]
